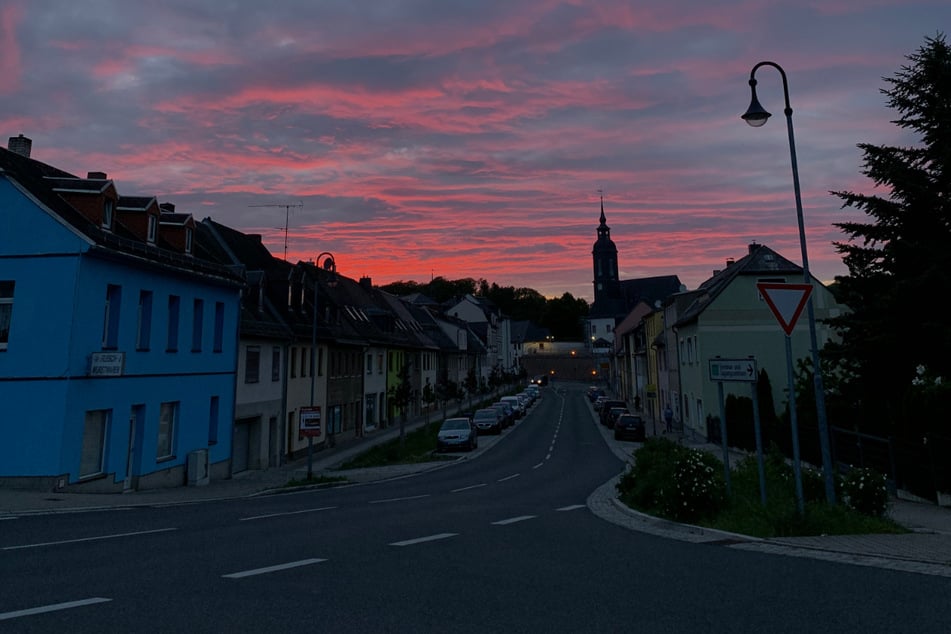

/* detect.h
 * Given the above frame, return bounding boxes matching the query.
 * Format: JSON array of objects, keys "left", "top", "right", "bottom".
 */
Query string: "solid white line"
[
  {"left": 2, "top": 527, "right": 178, "bottom": 551},
  {"left": 240, "top": 506, "right": 337, "bottom": 521},
  {"left": 0, "top": 597, "right": 112, "bottom": 621},
  {"left": 497, "top": 474, "right": 520, "bottom": 482},
  {"left": 556, "top": 504, "right": 586, "bottom": 512},
  {"left": 368, "top": 494, "right": 430, "bottom": 504},
  {"left": 0, "top": 517, "right": 17, "bottom": 521},
  {"left": 390, "top": 533, "right": 458, "bottom": 547},
  {"left": 222, "top": 558, "right": 326, "bottom": 579},
  {"left": 532, "top": 462, "right": 544, "bottom": 469},
  {"left": 450, "top": 483, "right": 487, "bottom": 493},
  {"left": 492, "top": 515, "right": 536, "bottom": 526}
]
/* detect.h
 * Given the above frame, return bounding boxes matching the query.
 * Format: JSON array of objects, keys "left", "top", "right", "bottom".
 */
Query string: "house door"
[
  {"left": 233, "top": 419, "right": 251, "bottom": 473},
  {"left": 268, "top": 416, "right": 279, "bottom": 467},
  {"left": 124, "top": 405, "right": 144, "bottom": 492}
]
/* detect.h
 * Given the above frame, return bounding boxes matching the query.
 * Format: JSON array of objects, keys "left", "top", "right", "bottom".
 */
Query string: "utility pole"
[{"left": 248, "top": 201, "right": 303, "bottom": 261}]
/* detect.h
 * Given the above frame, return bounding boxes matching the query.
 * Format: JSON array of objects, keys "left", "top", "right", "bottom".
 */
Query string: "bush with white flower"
[
  {"left": 840, "top": 466, "right": 888, "bottom": 517},
  {"left": 666, "top": 447, "right": 726, "bottom": 523}
]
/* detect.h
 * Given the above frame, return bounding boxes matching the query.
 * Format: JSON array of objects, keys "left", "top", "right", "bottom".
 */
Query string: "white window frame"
[
  {"left": 157, "top": 402, "right": 178, "bottom": 460},
  {"left": 0, "top": 280, "right": 14, "bottom": 351},
  {"left": 103, "top": 199, "right": 114, "bottom": 229},
  {"left": 147, "top": 214, "right": 157, "bottom": 244}
]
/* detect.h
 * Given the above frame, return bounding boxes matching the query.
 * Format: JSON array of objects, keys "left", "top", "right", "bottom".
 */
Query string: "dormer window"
[
  {"left": 103, "top": 200, "right": 114, "bottom": 229},
  {"left": 185, "top": 227, "right": 193, "bottom": 254},
  {"left": 147, "top": 215, "right": 157, "bottom": 244}
]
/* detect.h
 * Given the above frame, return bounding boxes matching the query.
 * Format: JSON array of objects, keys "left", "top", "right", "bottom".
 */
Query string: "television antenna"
[{"left": 248, "top": 201, "right": 303, "bottom": 261}]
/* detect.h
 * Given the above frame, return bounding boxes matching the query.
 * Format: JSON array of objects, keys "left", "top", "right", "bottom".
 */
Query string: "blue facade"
[{"left": 0, "top": 158, "right": 241, "bottom": 490}]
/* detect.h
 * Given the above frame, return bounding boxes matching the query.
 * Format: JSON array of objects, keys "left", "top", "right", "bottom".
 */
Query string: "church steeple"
[{"left": 591, "top": 193, "right": 620, "bottom": 313}]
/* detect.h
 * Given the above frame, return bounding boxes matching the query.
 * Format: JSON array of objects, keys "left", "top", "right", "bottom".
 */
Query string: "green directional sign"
[{"left": 709, "top": 358, "right": 757, "bottom": 382}]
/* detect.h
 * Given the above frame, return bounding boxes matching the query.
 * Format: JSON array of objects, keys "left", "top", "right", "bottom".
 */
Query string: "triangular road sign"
[{"left": 756, "top": 282, "right": 813, "bottom": 336}]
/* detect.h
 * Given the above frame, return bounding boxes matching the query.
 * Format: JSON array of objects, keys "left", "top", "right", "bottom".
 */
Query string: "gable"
[{"left": 0, "top": 175, "right": 91, "bottom": 255}]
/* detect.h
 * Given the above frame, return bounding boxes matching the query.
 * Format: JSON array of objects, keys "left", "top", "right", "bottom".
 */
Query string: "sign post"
[
  {"left": 300, "top": 406, "right": 321, "bottom": 479},
  {"left": 708, "top": 358, "right": 760, "bottom": 497},
  {"left": 756, "top": 282, "right": 813, "bottom": 514}
]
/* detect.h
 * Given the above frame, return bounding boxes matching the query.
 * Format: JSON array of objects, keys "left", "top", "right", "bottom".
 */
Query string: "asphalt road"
[{"left": 2, "top": 386, "right": 950, "bottom": 633}]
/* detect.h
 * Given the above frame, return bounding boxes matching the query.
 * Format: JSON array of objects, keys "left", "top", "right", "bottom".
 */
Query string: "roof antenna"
[{"left": 247, "top": 201, "right": 303, "bottom": 260}]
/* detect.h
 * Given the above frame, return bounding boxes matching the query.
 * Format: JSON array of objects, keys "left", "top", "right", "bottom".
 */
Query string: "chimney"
[
  {"left": 159, "top": 202, "right": 176, "bottom": 213},
  {"left": 359, "top": 276, "right": 373, "bottom": 290},
  {"left": 748, "top": 241, "right": 759, "bottom": 254},
  {"left": 726, "top": 258, "right": 735, "bottom": 267},
  {"left": 87, "top": 171, "right": 107, "bottom": 180},
  {"left": 7, "top": 134, "right": 32, "bottom": 158}
]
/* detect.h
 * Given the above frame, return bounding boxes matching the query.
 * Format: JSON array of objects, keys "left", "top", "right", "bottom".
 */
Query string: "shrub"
[
  {"left": 840, "top": 466, "right": 888, "bottom": 517},
  {"left": 667, "top": 448, "right": 726, "bottom": 523},
  {"left": 616, "top": 437, "right": 686, "bottom": 514}
]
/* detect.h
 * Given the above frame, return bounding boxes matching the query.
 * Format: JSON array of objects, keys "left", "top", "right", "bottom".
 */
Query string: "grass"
[
  {"left": 336, "top": 422, "right": 456, "bottom": 470},
  {"left": 283, "top": 474, "right": 349, "bottom": 488}
]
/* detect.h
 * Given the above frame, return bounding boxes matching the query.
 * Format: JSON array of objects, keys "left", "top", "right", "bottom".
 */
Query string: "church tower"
[{"left": 591, "top": 195, "right": 621, "bottom": 316}]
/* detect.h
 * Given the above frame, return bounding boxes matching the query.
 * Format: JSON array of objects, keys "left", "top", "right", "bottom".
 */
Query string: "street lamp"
[
  {"left": 307, "top": 251, "right": 337, "bottom": 479},
  {"left": 742, "top": 61, "right": 836, "bottom": 504}
]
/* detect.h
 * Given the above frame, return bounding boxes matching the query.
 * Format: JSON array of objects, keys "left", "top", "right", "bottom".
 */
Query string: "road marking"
[
  {"left": 2, "top": 527, "right": 178, "bottom": 551},
  {"left": 0, "top": 517, "right": 17, "bottom": 521},
  {"left": 556, "top": 505, "right": 586, "bottom": 512},
  {"left": 497, "top": 474, "right": 520, "bottom": 482},
  {"left": 0, "top": 597, "right": 112, "bottom": 621},
  {"left": 532, "top": 462, "right": 544, "bottom": 469},
  {"left": 492, "top": 515, "right": 536, "bottom": 526},
  {"left": 222, "top": 558, "right": 326, "bottom": 579},
  {"left": 240, "top": 506, "right": 337, "bottom": 521},
  {"left": 368, "top": 494, "right": 430, "bottom": 504},
  {"left": 450, "top": 483, "right": 487, "bottom": 493},
  {"left": 390, "top": 533, "right": 458, "bottom": 547}
]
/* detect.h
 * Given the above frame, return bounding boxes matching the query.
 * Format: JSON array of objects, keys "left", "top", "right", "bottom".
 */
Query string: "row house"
[
  {"left": 0, "top": 138, "right": 243, "bottom": 491},
  {"left": 609, "top": 242, "right": 847, "bottom": 440}
]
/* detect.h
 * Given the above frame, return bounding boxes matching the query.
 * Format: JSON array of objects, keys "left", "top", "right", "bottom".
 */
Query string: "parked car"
[
  {"left": 500, "top": 395, "right": 524, "bottom": 418},
  {"left": 525, "top": 384, "right": 540, "bottom": 400},
  {"left": 586, "top": 386, "right": 605, "bottom": 402},
  {"left": 605, "top": 406, "right": 629, "bottom": 429},
  {"left": 490, "top": 402, "right": 515, "bottom": 428},
  {"left": 593, "top": 395, "right": 608, "bottom": 411},
  {"left": 613, "top": 414, "right": 646, "bottom": 441},
  {"left": 473, "top": 407, "right": 503, "bottom": 435},
  {"left": 436, "top": 417, "right": 479, "bottom": 452},
  {"left": 599, "top": 400, "right": 627, "bottom": 425}
]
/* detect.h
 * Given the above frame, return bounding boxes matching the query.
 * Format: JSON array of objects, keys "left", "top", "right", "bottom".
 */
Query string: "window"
[
  {"left": 192, "top": 298, "right": 204, "bottom": 352},
  {"left": 377, "top": 354, "right": 383, "bottom": 374},
  {"left": 367, "top": 353, "right": 373, "bottom": 374},
  {"left": 300, "top": 347, "right": 308, "bottom": 378},
  {"left": 80, "top": 409, "right": 109, "bottom": 477},
  {"left": 136, "top": 290, "right": 152, "bottom": 350},
  {"left": 167, "top": 295, "right": 180, "bottom": 351},
  {"left": 271, "top": 347, "right": 281, "bottom": 382},
  {"left": 0, "top": 281, "right": 14, "bottom": 351},
  {"left": 245, "top": 345, "right": 261, "bottom": 383},
  {"left": 103, "top": 199, "right": 114, "bottom": 229},
  {"left": 213, "top": 302, "right": 224, "bottom": 352},
  {"left": 208, "top": 396, "right": 219, "bottom": 445},
  {"left": 147, "top": 214, "right": 157, "bottom": 243},
  {"left": 290, "top": 347, "right": 297, "bottom": 378},
  {"left": 185, "top": 227, "right": 194, "bottom": 254},
  {"left": 365, "top": 394, "right": 375, "bottom": 426},
  {"left": 102, "top": 284, "right": 121, "bottom": 349},
  {"left": 157, "top": 402, "right": 177, "bottom": 460}
]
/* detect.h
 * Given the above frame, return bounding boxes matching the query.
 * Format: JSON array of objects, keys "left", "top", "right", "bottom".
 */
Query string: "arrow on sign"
[{"left": 756, "top": 282, "right": 813, "bottom": 336}]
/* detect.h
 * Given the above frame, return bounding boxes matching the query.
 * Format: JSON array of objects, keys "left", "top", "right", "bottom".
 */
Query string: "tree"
[
  {"left": 388, "top": 362, "right": 414, "bottom": 446},
  {"left": 828, "top": 33, "right": 951, "bottom": 437}
]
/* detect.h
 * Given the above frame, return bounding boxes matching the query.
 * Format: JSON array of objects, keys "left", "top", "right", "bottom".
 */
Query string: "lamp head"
[{"left": 742, "top": 78, "right": 771, "bottom": 127}]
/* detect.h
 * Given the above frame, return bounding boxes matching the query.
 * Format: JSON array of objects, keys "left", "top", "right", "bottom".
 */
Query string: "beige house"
[{"left": 671, "top": 243, "right": 847, "bottom": 439}]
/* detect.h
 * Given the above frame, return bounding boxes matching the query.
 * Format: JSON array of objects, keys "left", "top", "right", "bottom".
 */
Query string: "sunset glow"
[{"left": 2, "top": 1, "right": 944, "bottom": 300}]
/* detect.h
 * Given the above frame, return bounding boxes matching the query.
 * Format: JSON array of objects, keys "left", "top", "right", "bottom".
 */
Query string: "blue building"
[{"left": 0, "top": 136, "right": 243, "bottom": 491}]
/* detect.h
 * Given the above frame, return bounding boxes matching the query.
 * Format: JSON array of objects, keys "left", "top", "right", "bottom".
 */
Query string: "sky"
[{"left": 1, "top": 1, "right": 946, "bottom": 302}]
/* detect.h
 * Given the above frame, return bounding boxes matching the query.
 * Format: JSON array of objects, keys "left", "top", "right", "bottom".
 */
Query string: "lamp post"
[
  {"left": 307, "top": 251, "right": 337, "bottom": 479},
  {"left": 742, "top": 61, "right": 836, "bottom": 504}
]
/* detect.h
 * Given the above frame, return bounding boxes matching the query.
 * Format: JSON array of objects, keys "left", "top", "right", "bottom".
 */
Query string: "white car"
[{"left": 436, "top": 417, "right": 478, "bottom": 452}]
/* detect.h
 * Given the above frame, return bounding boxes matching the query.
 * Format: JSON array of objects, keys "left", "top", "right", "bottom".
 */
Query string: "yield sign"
[{"left": 756, "top": 282, "right": 813, "bottom": 336}]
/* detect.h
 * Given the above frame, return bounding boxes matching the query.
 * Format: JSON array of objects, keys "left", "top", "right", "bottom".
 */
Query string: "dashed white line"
[
  {"left": 222, "top": 558, "right": 326, "bottom": 579},
  {"left": 497, "top": 474, "right": 520, "bottom": 482},
  {"left": 451, "top": 483, "right": 487, "bottom": 493},
  {"left": 0, "top": 597, "right": 112, "bottom": 621},
  {"left": 556, "top": 505, "right": 587, "bottom": 512},
  {"left": 368, "top": 494, "right": 430, "bottom": 504},
  {"left": 492, "top": 515, "right": 536, "bottom": 525},
  {"left": 390, "top": 533, "right": 458, "bottom": 547},
  {"left": 240, "top": 506, "right": 337, "bottom": 521},
  {"left": 532, "top": 462, "right": 544, "bottom": 469},
  {"left": 2, "top": 527, "right": 178, "bottom": 551}
]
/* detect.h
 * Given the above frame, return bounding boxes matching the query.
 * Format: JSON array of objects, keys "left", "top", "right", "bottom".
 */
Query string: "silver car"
[{"left": 436, "top": 417, "right": 478, "bottom": 452}]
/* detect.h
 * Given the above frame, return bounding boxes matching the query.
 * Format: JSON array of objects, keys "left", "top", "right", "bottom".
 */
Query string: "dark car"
[
  {"left": 614, "top": 414, "right": 646, "bottom": 441},
  {"left": 436, "top": 417, "right": 479, "bottom": 452},
  {"left": 586, "top": 386, "right": 605, "bottom": 402},
  {"left": 490, "top": 402, "right": 515, "bottom": 428},
  {"left": 599, "top": 400, "right": 627, "bottom": 426},
  {"left": 473, "top": 407, "right": 503, "bottom": 435},
  {"left": 605, "top": 406, "right": 629, "bottom": 429}
]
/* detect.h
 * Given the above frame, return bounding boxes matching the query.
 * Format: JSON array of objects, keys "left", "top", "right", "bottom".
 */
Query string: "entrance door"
[{"left": 233, "top": 419, "right": 250, "bottom": 473}]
